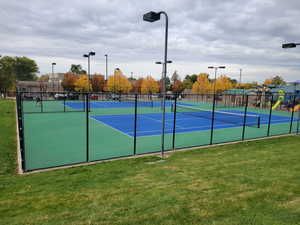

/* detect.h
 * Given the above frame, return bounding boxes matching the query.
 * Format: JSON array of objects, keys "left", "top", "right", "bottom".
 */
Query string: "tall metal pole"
[
  {"left": 213, "top": 68, "right": 217, "bottom": 94},
  {"left": 160, "top": 11, "right": 168, "bottom": 158},
  {"left": 239, "top": 69, "right": 242, "bottom": 88},
  {"left": 105, "top": 54, "right": 108, "bottom": 80},
  {"left": 88, "top": 56, "right": 90, "bottom": 92}
]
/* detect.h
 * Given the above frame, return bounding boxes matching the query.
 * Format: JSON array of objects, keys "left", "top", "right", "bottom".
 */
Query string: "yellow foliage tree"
[
  {"left": 107, "top": 68, "right": 132, "bottom": 93},
  {"left": 215, "top": 75, "right": 233, "bottom": 93},
  {"left": 263, "top": 78, "right": 272, "bottom": 87},
  {"left": 141, "top": 76, "right": 159, "bottom": 94},
  {"left": 74, "top": 75, "right": 90, "bottom": 92},
  {"left": 192, "top": 73, "right": 211, "bottom": 94}
]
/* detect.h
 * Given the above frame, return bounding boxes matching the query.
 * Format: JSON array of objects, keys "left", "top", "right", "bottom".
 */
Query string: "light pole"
[
  {"left": 239, "top": 68, "right": 242, "bottom": 88},
  {"left": 144, "top": 11, "right": 169, "bottom": 157},
  {"left": 156, "top": 60, "right": 172, "bottom": 109},
  {"left": 83, "top": 51, "right": 96, "bottom": 91},
  {"left": 208, "top": 66, "right": 226, "bottom": 94},
  {"left": 52, "top": 62, "right": 56, "bottom": 92},
  {"left": 105, "top": 54, "right": 108, "bottom": 80}
]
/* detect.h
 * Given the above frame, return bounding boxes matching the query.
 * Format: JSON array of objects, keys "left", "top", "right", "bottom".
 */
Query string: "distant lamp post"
[
  {"left": 83, "top": 51, "right": 96, "bottom": 91},
  {"left": 208, "top": 66, "right": 226, "bottom": 93},
  {"left": 144, "top": 10, "right": 169, "bottom": 157},
  {"left": 51, "top": 63, "right": 56, "bottom": 92},
  {"left": 104, "top": 54, "right": 108, "bottom": 80},
  {"left": 282, "top": 43, "right": 300, "bottom": 48}
]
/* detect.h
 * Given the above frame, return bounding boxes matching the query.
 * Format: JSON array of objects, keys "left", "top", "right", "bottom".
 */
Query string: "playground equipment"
[{"left": 272, "top": 90, "right": 285, "bottom": 110}]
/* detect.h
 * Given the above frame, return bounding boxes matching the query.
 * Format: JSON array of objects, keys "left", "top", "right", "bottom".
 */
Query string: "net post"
[
  {"left": 86, "top": 93, "right": 89, "bottom": 162},
  {"left": 40, "top": 92, "right": 43, "bottom": 113},
  {"left": 210, "top": 94, "right": 216, "bottom": 145},
  {"left": 242, "top": 95, "right": 249, "bottom": 141},
  {"left": 267, "top": 94, "right": 273, "bottom": 136},
  {"left": 133, "top": 94, "right": 138, "bottom": 155},
  {"left": 289, "top": 95, "right": 296, "bottom": 134},
  {"left": 172, "top": 95, "right": 177, "bottom": 149}
]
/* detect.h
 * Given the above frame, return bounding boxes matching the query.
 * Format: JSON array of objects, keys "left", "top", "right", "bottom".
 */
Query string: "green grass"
[
  {"left": 0, "top": 99, "right": 17, "bottom": 175},
  {"left": 1, "top": 99, "right": 300, "bottom": 225}
]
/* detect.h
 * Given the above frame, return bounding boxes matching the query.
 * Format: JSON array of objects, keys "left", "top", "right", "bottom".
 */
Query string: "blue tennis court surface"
[
  {"left": 91, "top": 111, "right": 297, "bottom": 137},
  {"left": 63, "top": 101, "right": 169, "bottom": 109},
  {"left": 63, "top": 101, "right": 200, "bottom": 109}
]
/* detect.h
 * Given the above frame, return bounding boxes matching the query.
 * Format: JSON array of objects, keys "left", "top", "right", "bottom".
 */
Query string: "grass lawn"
[{"left": 1, "top": 99, "right": 300, "bottom": 225}]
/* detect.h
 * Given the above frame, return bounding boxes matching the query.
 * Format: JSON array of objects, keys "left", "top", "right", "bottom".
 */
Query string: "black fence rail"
[{"left": 16, "top": 91, "right": 300, "bottom": 172}]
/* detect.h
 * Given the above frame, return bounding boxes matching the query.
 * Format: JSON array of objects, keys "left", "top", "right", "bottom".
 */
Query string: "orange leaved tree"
[
  {"left": 192, "top": 73, "right": 211, "bottom": 94},
  {"left": 75, "top": 75, "right": 90, "bottom": 92},
  {"left": 107, "top": 68, "right": 132, "bottom": 93},
  {"left": 215, "top": 75, "right": 233, "bottom": 93},
  {"left": 141, "top": 76, "right": 159, "bottom": 94},
  {"left": 91, "top": 74, "right": 105, "bottom": 92},
  {"left": 61, "top": 73, "right": 78, "bottom": 91}
]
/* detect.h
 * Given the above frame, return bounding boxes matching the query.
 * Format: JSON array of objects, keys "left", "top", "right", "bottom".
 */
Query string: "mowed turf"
[{"left": 1, "top": 99, "right": 300, "bottom": 225}]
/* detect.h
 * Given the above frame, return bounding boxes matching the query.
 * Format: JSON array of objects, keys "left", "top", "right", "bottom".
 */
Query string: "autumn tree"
[
  {"left": 132, "top": 78, "right": 144, "bottom": 93},
  {"left": 75, "top": 75, "right": 90, "bottom": 92},
  {"left": 171, "top": 70, "right": 180, "bottom": 82},
  {"left": 62, "top": 73, "right": 78, "bottom": 91},
  {"left": 264, "top": 76, "right": 286, "bottom": 86},
  {"left": 215, "top": 75, "right": 233, "bottom": 93},
  {"left": 91, "top": 74, "right": 105, "bottom": 92},
  {"left": 182, "top": 79, "right": 193, "bottom": 89},
  {"left": 141, "top": 76, "right": 159, "bottom": 94},
  {"left": 172, "top": 80, "right": 184, "bottom": 94},
  {"left": 192, "top": 73, "right": 211, "bottom": 94},
  {"left": 107, "top": 68, "right": 132, "bottom": 93}
]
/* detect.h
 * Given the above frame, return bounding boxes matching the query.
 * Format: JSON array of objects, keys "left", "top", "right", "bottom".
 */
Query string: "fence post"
[
  {"left": 210, "top": 94, "right": 216, "bottom": 145},
  {"left": 172, "top": 96, "right": 177, "bottom": 149},
  {"left": 86, "top": 93, "right": 89, "bottom": 162},
  {"left": 297, "top": 110, "right": 300, "bottom": 135},
  {"left": 242, "top": 95, "right": 249, "bottom": 141},
  {"left": 17, "top": 92, "right": 26, "bottom": 171},
  {"left": 40, "top": 92, "right": 43, "bottom": 113},
  {"left": 267, "top": 95, "right": 273, "bottom": 136},
  {"left": 289, "top": 95, "right": 296, "bottom": 134},
  {"left": 133, "top": 94, "right": 137, "bottom": 155},
  {"left": 63, "top": 92, "right": 66, "bottom": 112}
]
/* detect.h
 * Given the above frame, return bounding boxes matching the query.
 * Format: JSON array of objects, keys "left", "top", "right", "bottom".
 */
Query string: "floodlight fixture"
[
  {"left": 143, "top": 11, "right": 161, "bottom": 22},
  {"left": 83, "top": 51, "right": 96, "bottom": 91},
  {"left": 282, "top": 43, "right": 300, "bottom": 49}
]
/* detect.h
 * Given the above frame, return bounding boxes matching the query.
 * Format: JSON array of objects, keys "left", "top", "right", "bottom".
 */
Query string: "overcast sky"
[{"left": 1, "top": 0, "right": 300, "bottom": 82}]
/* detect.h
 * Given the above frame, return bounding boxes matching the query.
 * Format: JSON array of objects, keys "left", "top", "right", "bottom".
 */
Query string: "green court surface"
[{"left": 22, "top": 99, "right": 299, "bottom": 171}]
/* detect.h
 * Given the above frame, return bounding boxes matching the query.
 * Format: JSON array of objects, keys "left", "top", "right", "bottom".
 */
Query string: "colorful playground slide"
[{"left": 272, "top": 90, "right": 285, "bottom": 110}]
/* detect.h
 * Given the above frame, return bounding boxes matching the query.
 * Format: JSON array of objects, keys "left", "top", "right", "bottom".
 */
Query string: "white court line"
[
  {"left": 90, "top": 116, "right": 133, "bottom": 138},
  {"left": 139, "top": 114, "right": 185, "bottom": 129}
]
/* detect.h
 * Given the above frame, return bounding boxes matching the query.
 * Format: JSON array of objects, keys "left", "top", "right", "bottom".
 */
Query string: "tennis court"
[{"left": 17, "top": 92, "right": 300, "bottom": 171}]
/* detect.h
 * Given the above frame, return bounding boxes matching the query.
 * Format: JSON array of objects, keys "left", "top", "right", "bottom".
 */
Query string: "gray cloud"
[{"left": 0, "top": 0, "right": 299, "bottom": 82}]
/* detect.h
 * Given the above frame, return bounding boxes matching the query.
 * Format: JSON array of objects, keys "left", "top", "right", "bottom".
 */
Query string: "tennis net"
[
  {"left": 173, "top": 104, "right": 260, "bottom": 128},
  {"left": 120, "top": 96, "right": 154, "bottom": 107}
]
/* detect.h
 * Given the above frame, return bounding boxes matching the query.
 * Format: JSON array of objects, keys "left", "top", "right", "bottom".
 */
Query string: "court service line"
[{"left": 89, "top": 117, "right": 133, "bottom": 138}]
